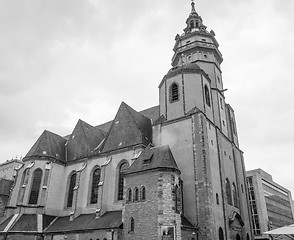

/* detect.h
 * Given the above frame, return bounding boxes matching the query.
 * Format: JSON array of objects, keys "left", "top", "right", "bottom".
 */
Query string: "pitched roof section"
[
  {"left": 66, "top": 119, "right": 106, "bottom": 162},
  {"left": 24, "top": 130, "right": 66, "bottom": 162},
  {"left": 126, "top": 144, "right": 180, "bottom": 175},
  {"left": 101, "top": 102, "right": 152, "bottom": 153},
  {"left": 45, "top": 211, "right": 122, "bottom": 233}
]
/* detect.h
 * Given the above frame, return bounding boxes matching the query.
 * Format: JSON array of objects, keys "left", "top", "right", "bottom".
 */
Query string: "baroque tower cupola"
[{"left": 184, "top": 0, "right": 207, "bottom": 33}]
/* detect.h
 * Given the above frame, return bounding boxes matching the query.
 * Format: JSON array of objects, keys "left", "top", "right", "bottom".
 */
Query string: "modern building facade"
[
  {"left": 0, "top": 2, "right": 253, "bottom": 240},
  {"left": 246, "top": 169, "right": 294, "bottom": 239}
]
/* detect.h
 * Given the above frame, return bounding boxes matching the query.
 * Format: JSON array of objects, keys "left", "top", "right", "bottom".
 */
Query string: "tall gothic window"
[
  {"left": 118, "top": 162, "right": 128, "bottom": 201},
  {"left": 219, "top": 227, "right": 224, "bottom": 240},
  {"left": 127, "top": 188, "right": 132, "bottom": 202},
  {"left": 204, "top": 85, "right": 211, "bottom": 107},
  {"left": 232, "top": 182, "right": 239, "bottom": 208},
  {"left": 140, "top": 186, "right": 146, "bottom": 201},
  {"left": 170, "top": 83, "right": 179, "bottom": 103},
  {"left": 28, "top": 169, "right": 43, "bottom": 205},
  {"left": 129, "top": 217, "right": 135, "bottom": 232},
  {"left": 67, "top": 172, "right": 76, "bottom": 207},
  {"left": 90, "top": 168, "right": 101, "bottom": 204},
  {"left": 225, "top": 178, "right": 232, "bottom": 205},
  {"left": 134, "top": 187, "right": 139, "bottom": 202}
]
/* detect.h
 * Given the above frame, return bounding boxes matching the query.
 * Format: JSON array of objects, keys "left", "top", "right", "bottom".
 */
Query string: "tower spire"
[{"left": 191, "top": 0, "right": 196, "bottom": 14}]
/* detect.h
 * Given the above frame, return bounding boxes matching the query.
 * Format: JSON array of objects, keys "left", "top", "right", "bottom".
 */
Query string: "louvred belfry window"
[
  {"left": 170, "top": 83, "right": 179, "bottom": 102},
  {"left": 118, "top": 162, "right": 128, "bottom": 200},
  {"left": 67, "top": 173, "right": 76, "bottom": 207},
  {"left": 90, "top": 168, "right": 101, "bottom": 204},
  {"left": 28, "top": 169, "right": 43, "bottom": 205}
]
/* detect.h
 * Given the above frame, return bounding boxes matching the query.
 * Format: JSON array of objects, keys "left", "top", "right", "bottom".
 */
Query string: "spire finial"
[{"left": 191, "top": 0, "right": 196, "bottom": 13}]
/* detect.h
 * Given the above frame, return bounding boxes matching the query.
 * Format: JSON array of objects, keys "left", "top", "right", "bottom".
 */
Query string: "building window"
[
  {"left": 232, "top": 182, "right": 239, "bottom": 208},
  {"left": 236, "top": 234, "right": 241, "bottom": 240},
  {"left": 204, "top": 85, "right": 211, "bottom": 107},
  {"left": 28, "top": 169, "right": 43, "bottom": 205},
  {"left": 190, "top": 20, "right": 194, "bottom": 28},
  {"left": 118, "top": 162, "right": 129, "bottom": 201},
  {"left": 220, "top": 98, "right": 223, "bottom": 109},
  {"left": 67, "top": 172, "right": 76, "bottom": 208},
  {"left": 225, "top": 178, "right": 232, "bottom": 205},
  {"left": 90, "top": 167, "right": 101, "bottom": 204},
  {"left": 140, "top": 186, "right": 146, "bottom": 201},
  {"left": 219, "top": 227, "right": 224, "bottom": 240},
  {"left": 127, "top": 188, "right": 132, "bottom": 202},
  {"left": 129, "top": 218, "right": 135, "bottom": 232},
  {"left": 216, "top": 193, "right": 219, "bottom": 205},
  {"left": 231, "top": 117, "right": 237, "bottom": 135},
  {"left": 170, "top": 83, "right": 179, "bottom": 103},
  {"left": 247, "top": 177, "right": 261, "bottom": 235},
  {"left": 134, "top": 187, "right": 139, "bottom": 201}
]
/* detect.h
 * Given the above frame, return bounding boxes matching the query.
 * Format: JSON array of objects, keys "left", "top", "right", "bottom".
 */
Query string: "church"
[{"left": 0, "top": 2, "right": 253, "bottom": 240}]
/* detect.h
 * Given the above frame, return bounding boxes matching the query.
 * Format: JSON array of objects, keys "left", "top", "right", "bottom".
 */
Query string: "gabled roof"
[
  {"left": 66, "top": 119, "right": 106, "bottom": 162},
  {"left": 24, "top": 130, "right": 66, "bottom": 162},
  {"left": 126, "top": 144, "right": 180, "bottom": 175},
  {"left": 101, "top": 102, "right": 152, "bottom": 153},
  {"left": 45, "top": 211, "right": 122, "bottom": 233}
]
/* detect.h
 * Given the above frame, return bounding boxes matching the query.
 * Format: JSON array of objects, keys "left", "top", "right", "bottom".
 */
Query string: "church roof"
[
  {"left": 45, "top": 211, "right": 122, "bottom": 233},
  {"left": 100, "top": 102, "right": 152, "bottom": 153},
  {"left": 126, "top": 144, "right": 180, "bottom": 175},
  {"left": 66, "top": 119, "right": 106, "bottom": 162},
  {"left": 24, "top": 103, "right": 156, "bottom": 163},
  {"left": 24, "top": 130, "right": 67, "bottom": 162}
]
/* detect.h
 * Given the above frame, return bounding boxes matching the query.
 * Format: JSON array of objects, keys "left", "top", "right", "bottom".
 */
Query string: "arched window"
[
  {"left": 118, "top": 162, "right": 129, "bottom": 201},
  {"left": 129, "top": 217, "right": 135, "bottom": 232},
  {"left": 204, "top": 85, "right": 211, "bottom": 107},
  {"left": 170, "top": 83, "right": 179, "bottom": 103},
  {"left": 134, "top": 187, "right": 139, "bottom": 202},
  {"left": 190, "top": 20, "right": 194, "bottom": 28},
  {"left": 67, "top": 172, "right": 76, "bottom": 208},
  {"left": 127, "top": 188, "right": 132, "bottom": 202},
  {"left": 232, "top": 182, "right": 239, "bottom": 208},
  {"left": 140, "top": 186, "right": 146, "bottom": 201},
  {"left": 28, "top": 168, "right": 43, "bottom": 204},
  {"left": 225, "top": 178, "right": 232, "bottom": 205},
  {"left": 218, "top": 227, "right": 224, "bottom": 240},
  {"left": 90, "top": 168, "right": 101, "bottom": 204}
]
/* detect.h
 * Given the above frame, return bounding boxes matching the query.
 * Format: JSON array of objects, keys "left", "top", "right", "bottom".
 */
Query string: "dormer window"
[{"left": 170, "top": 83, "right": 179, "bottom": 103}]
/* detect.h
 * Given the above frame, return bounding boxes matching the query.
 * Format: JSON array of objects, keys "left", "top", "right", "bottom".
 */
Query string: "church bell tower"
[{"left": 155, "top": 1, "right": 253, "bottom": 239}]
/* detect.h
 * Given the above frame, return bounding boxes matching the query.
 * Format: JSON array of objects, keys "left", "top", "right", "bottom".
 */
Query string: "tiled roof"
[
  {"left": 95, "top": 105, "right": 159, "bottom": 133},
  {"left": 24, "top": 130, "right": 67, "bottom": 162},
  {"left": 45, "top": 211, "right": 122, "bottom": 233},
  {"left": 101, "top": 102, "right": 152, "bottom": 153},
  {"left": 181, "top": 215, "right": 197, "bottom": 229},
  {"left": 10, "top": 214, "right": 37, "bottom": 232},
  {"left": 66, "top": 119, "right": 106, "bottom": 162},
  {"left": 126, "top": 144, "right": 180, "bottom": 175},
  {"left": 0, "top": 215, "right": 13, "bottom": 231},
  {"left": 0, "top": 179, "right": 13, "bottom": 196}
]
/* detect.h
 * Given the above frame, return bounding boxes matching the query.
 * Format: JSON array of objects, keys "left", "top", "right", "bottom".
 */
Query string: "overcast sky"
[{"left": 0, "top": 0, "right": 293, "bottom": 195}]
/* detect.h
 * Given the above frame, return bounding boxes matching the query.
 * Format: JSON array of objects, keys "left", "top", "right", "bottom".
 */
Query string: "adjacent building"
[
  {"left": 246, "top": 169, "right": 294, "bottom": 239},
  {"left": 0, "top": 2, "right": 253, "bottom": 240},
  {"left": 0, "top": 159, "right": 23, "bottom": 181}
]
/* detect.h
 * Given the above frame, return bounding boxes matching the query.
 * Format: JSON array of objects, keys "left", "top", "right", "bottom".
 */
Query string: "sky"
[{"left": 0, "top": 0, "right": 294, "bottom": 195}]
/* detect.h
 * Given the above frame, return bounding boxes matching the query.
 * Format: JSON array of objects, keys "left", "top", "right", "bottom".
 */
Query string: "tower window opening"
[
  {"left": 170, "top": 83, "right": 179, "bottom": 103},
  {"left": 204, "top": 85, "right": 211, "bottom": 107},
  {"left": 225, "top": 178, "right": 233, "bottom": 205},
  {"left": 196, "top": 22, "right": 199, "bottom": 28},
  {"left": 190, "top": 20, "right": 194, "bottom": 28}
]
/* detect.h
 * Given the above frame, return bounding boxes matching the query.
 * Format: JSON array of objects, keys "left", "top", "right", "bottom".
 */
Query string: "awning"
[{"left": 264, "top": 224, "right": 294, "bottom": 240}]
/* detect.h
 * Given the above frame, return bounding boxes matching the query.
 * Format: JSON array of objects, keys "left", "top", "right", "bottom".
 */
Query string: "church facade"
[{"left": 0, "top": 2, "right": 253, "bottom": 240}]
